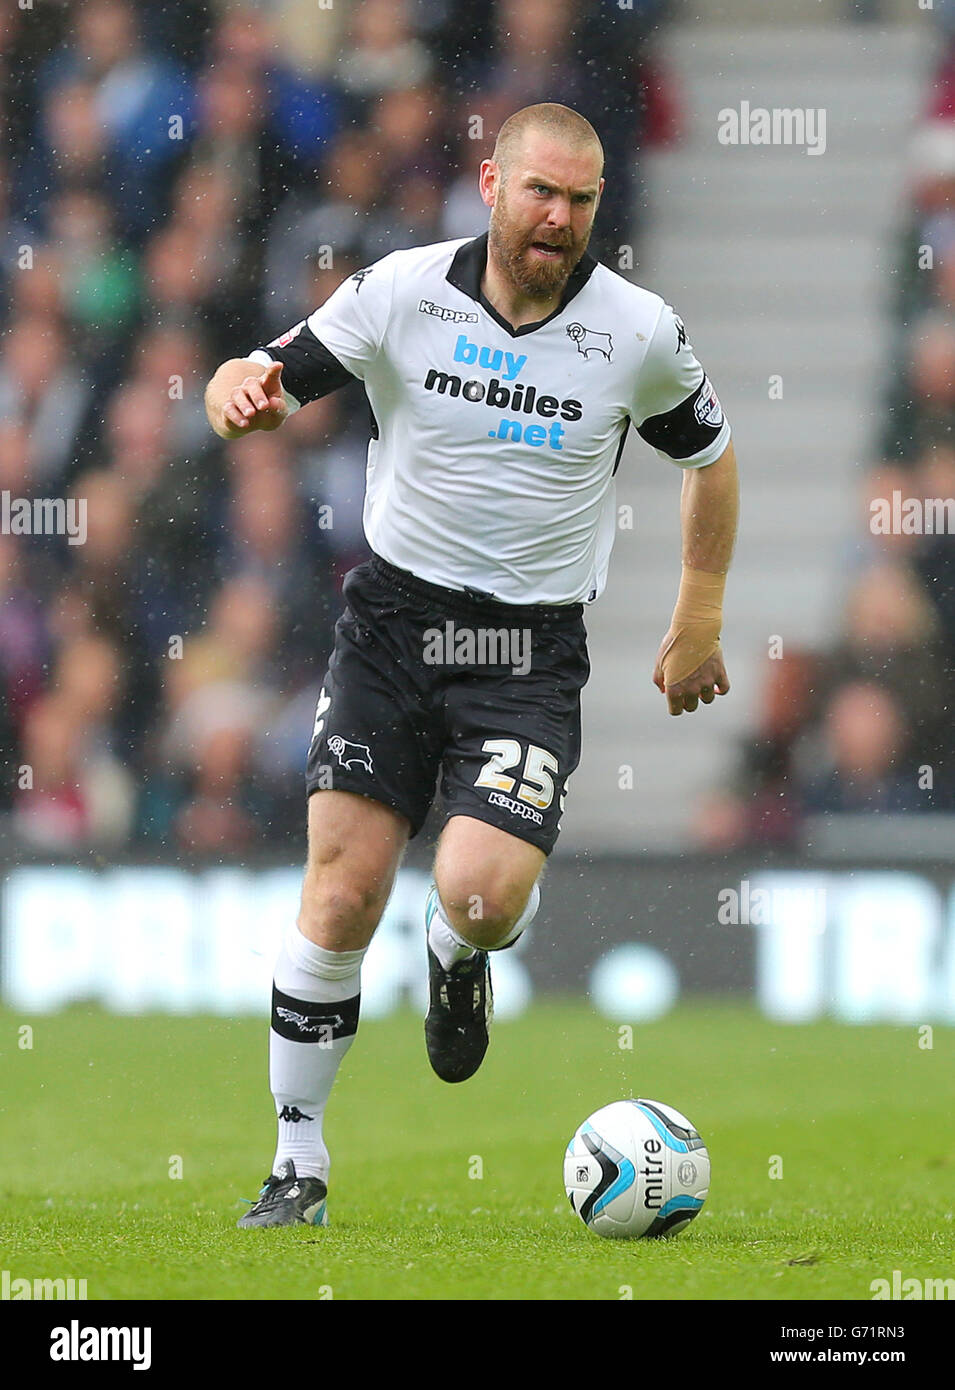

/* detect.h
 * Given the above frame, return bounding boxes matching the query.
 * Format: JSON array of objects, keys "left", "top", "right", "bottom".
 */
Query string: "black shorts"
[{"left": 305, "top": 555, "right": 591, "bottom": 855}]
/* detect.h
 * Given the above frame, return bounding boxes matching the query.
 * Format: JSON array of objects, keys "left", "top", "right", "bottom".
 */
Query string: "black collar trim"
[{"left": 445, "top": 232, "right": 598, "bottom": 338}]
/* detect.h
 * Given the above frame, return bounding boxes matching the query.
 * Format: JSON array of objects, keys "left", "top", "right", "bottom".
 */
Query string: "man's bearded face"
[{"left": 487, "top": 173, "right": 596, "bottom": 301}]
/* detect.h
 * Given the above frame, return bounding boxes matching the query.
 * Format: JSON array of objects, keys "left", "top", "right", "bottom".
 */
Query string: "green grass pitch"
[{"left": 0, "top": 1001, "right": 952, "bottom": 1300}]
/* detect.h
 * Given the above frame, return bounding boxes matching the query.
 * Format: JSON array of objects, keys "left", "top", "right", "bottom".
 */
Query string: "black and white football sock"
[
  {"left": 269, "top": 923, "right": 365, "bottom": 1182},
  {"left": 428, "top": 881, "right": 541, "bottom": 970}
]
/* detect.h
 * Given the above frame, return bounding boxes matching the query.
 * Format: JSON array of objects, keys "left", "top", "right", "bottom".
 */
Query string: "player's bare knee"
[
  {"left": 298, "top": 873, "right": 386, "bottom": 950},
  {"left": 436, "top": 882, "right": 525, "bottom": 949}
]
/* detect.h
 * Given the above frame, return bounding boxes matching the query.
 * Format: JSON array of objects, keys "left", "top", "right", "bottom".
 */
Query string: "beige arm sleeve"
[{"left": 658, "top": 566, "right": 725, "bottom": 687}]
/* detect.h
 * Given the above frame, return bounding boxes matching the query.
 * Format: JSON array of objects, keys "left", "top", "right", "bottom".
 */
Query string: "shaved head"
[
  {"left": 492, "top": 103, "right": 603, "bottom": 179},
  {"left": 479, "top": 103, "right": 605, "bottom": 316}
]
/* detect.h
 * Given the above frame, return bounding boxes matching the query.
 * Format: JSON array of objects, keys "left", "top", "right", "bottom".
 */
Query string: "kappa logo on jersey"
[
  {"left": 418, "top": 298, "right": 479, "bottom": 324},
  {"left": 694, "top": 376, "right": 724, "bottom": 429},
  {"left": 566, "top": 323, "right": 613, "bottom": 361},
  {"left": 271, "top": 320, "right": 305, "bottom": 349},
  {"left": 674, "top": 316, "right": 688, "bottom": 352},
  {"left": 351, "top": 267, "right": 373, "bottom": 292},
  {"left": 328, "top": 735, "right": 374, "bottom": 774}
]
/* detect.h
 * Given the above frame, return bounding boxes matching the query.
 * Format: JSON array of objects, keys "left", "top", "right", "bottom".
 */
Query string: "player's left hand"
[{"left": 651, "top": 642, "right": 730, "bottom": 716}]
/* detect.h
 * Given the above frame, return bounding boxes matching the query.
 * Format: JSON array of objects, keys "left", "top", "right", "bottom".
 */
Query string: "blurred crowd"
[
  {"left": 701, "top": 24, "right": 955, "bottom": 850},
  {"left": 0, "top": 0, "right": 673, "bottom": 854}
]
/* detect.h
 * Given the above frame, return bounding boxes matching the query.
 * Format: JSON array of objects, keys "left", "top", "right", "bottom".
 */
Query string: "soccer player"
[{"left": 204, "top": 103, "right": 738, "bottom": 1228}]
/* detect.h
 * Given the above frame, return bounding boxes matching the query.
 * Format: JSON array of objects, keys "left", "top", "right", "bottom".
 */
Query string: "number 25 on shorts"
[{"left": 474, "top": 738, "right": 559, "bottom": 810}]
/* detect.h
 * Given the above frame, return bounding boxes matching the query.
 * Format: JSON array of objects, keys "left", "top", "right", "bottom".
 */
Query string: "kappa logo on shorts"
[
  {"left": 328, "top": 735, "right": 374, "bottom": 775},
  {"left": 487, "top": 790, "right": 543, "bottom": 826},
  {"left": 312, "top": 687, "right": 331, "bottom": 740}
]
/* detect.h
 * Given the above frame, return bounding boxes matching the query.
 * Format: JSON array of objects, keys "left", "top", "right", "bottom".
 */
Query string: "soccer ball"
[{"left": 564, "top": 1098, "right": 710, "bottom": 1239}]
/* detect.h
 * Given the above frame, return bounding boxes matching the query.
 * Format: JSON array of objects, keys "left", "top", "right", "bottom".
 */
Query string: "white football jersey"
[{"left": 247, "top": 234, "right": 731, "bottom": 605}]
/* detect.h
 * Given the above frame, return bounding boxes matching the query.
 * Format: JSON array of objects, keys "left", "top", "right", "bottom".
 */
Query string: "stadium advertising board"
[{"left": 2, "top": 859, "right": 954, "bottom": 1025}]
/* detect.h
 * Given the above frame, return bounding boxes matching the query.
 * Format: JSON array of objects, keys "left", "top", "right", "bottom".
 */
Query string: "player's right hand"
[{"left": 222, "top": 361, "right": 288, "bottom": 434}]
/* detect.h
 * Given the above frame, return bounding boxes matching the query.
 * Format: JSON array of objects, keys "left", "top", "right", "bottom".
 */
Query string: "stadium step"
[{"left": 568, "top": 20, "right": 932, "bottom": 853}]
